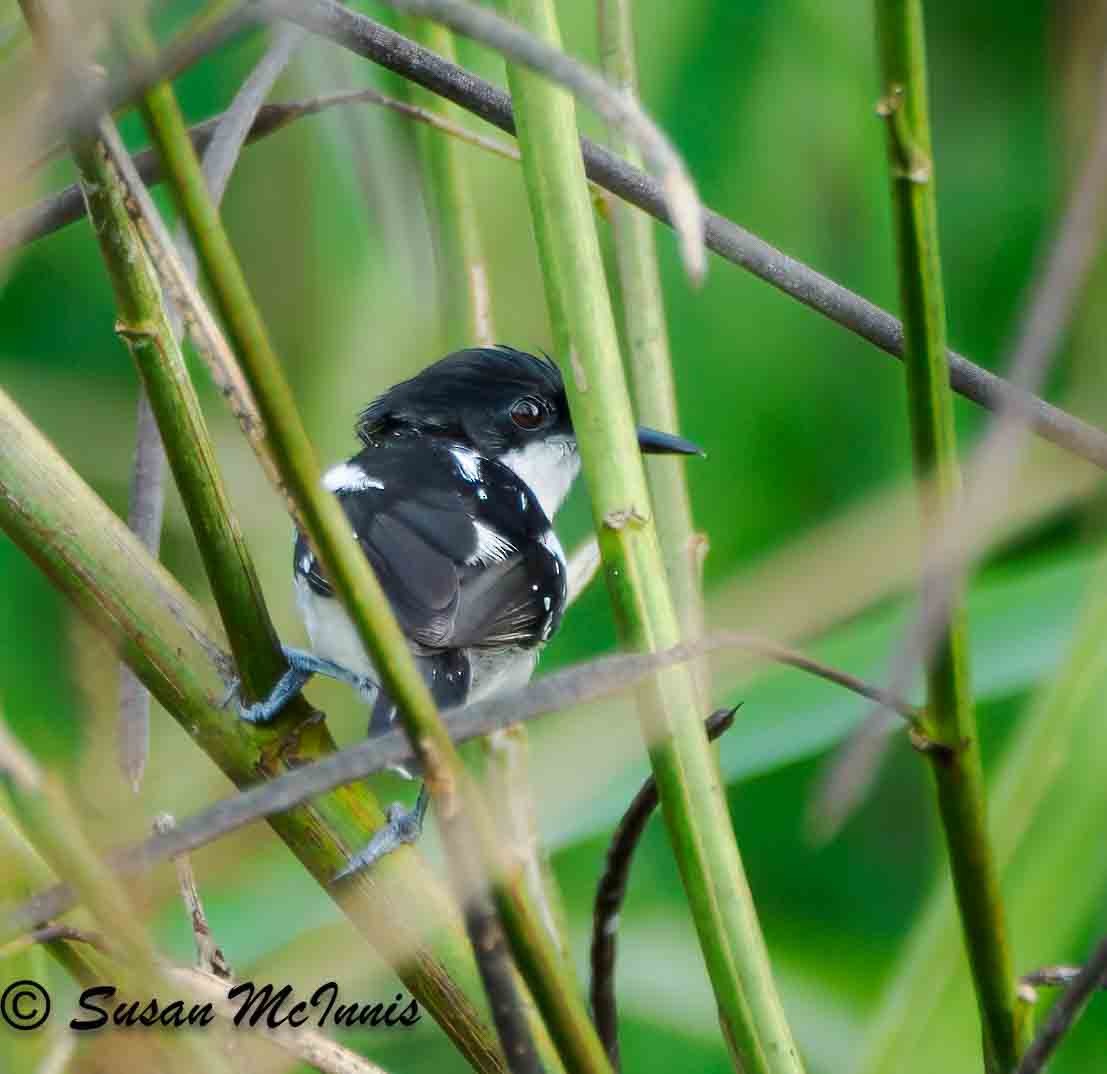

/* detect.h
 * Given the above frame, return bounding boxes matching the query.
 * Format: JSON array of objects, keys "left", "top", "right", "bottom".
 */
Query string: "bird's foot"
[
  {"left": 333, "top": 786, "right": 429, "bottom": 881},
  {"left": 229, "top": 647, "right": 374, "bottom": 724}
]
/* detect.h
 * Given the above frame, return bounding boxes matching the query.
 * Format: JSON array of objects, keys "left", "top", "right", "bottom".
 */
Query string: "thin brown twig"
[
  {"left": 1015, "top": 934, "right": 1107, "bottom": 1074},
  {"left": 152, "top": 814, "right": 232, "bottom": 980},
  {"left": 2, "top": 631, "right": 914, "bottom": 943},
  {"left": 165, "top": 966, "right": 397, "bottom": 1074},
  {"left": 6, "top": 26, "right": 1107, "bottom": 475},
  {"left": 22, "top": 82, "right": 518, "bottom": 185},
  {"left": 1021, "top": 965, "right": 1087, "bottom": 990},
  {"left": 589, "top": 705, "right": 738, "bottom": 1070},
  {"left": 94, "top": 122, "right": 288, "bottom": 508},
  {"left": 1, "top": 88, "right": 519, "bottom": 254},
  {"left": 0, "top": 922, "right": 109, "bottom": 961}
]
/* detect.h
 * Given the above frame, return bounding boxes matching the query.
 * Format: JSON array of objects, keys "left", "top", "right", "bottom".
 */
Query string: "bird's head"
[{"left": 357, "top": 346, "right": 701, "bottom": 519}]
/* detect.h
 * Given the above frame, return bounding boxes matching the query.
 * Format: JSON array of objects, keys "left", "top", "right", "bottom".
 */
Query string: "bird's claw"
[
  {"left": 333, "top": 787, "right": 429, "bottom": 882},
  {"left": 220, "top": 677, "right": 242, "bottom": 710},
  {"left": 228, "top": 647, "right": 376, "bottom": 725}
]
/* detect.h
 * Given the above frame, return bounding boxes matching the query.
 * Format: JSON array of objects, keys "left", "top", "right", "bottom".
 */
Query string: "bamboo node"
[{"left": 603, "top": 506, "right": 648, "bottom": 530}]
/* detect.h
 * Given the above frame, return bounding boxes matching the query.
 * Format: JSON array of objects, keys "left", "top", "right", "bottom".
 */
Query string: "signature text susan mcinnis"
[{"left": 68, "top": 981, "right": 422, "bottom": 1032}]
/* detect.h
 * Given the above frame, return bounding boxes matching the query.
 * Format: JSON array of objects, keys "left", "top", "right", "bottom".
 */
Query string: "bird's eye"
[{"left": 510, "top": 397, "right": 545, "bottom": 430}]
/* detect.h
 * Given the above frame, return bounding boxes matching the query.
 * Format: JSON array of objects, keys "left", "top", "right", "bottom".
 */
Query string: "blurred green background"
[{"left": 2, "top": 0, "right": 1107, "bottom": 1071}]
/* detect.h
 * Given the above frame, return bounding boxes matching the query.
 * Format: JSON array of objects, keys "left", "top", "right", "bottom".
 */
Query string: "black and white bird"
[{"left": 238, "top": 346, "right": 701, "bottom": 875}]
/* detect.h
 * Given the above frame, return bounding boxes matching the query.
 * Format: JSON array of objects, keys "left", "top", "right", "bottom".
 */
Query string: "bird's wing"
[{"left": 294, "top": 446, "right": 565, "bottom": 654}]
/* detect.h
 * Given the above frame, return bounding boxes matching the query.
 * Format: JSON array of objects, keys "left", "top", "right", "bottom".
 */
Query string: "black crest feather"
[{"left": 356, "top": 346, "right": 564, "bottom": 446}]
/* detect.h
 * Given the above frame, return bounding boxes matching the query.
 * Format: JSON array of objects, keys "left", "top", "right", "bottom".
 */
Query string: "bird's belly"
[
  {"left": 466, "top": 646, "right": 538, "bottom": 703},
  {"left": 295, "top": 575, "right": 538, "bottom": 708},
  {"left": 294, "top": 575, "right": 377, "bottom": 679}
]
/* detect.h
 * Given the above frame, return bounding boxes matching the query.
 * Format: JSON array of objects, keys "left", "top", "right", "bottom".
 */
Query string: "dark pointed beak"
[{"left": 636, "top": 425, "right": 704, "bottom": 457}]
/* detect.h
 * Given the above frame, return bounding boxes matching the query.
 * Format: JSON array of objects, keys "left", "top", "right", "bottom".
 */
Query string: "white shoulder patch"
[
  {"left": 323, "top": 462, "right": 384, "bottom": 493},
  {"left": 450, "top": 445, "right": 482, "bottom": 483},
  {"left": 468, "top": 520, "right": 516, "bottom": 564}
]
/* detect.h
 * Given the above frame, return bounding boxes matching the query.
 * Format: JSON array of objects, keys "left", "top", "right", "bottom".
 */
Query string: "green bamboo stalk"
[
  {"left": 0, "top": 385, "right": 560, "bottom": 1074},
  {"left": 22, "top": 0, "right": 287, "bottom": 709},
  {"left": 405, "top": 17, "right": 495, "bottom": 347},
  {"left": 70, "top": 134, "right": 285, "bottom": 708},
  {"left": 596, "top": 0, "right": 705, "bottom": 658},
  {"left": 499, "top": 2, "right": 802, "bottom": 1071},
  {"left": 873, "top": 2, "right": 1022, "bottom": 1070},
  {"left": 403, "top": 13, "right": 573, "bottom": 965},
  {"left": 117, "top": 14, "right": 605, "bottom": 1073},
  {"left": 857, "top": 546, "right": 1107, "bottom": 1073}
]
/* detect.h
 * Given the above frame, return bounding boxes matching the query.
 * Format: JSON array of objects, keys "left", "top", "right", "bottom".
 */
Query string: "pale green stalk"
[
  {"left": 500, "top": 1, "right": 802, "bottom": 1071},
  {"left": 596, "top": 0, "right": 705, "bottom": 657},
  {"left": 71, "top": 133, "right": 286, "bottom": 708},
  {"left": 873, "top": 1, "right": 1021, "bottom": 1069},
  {"left": 404, "top": 13, "right": 572, "bottom": 964},
  {"left": 405, "top": 17, "right": 495, "bottom": 347}
]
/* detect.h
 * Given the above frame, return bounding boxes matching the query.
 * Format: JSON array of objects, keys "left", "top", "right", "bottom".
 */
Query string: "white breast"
[
  {"left": 499, "top": 438, "right": 581, "bottom": 522},
  {"left": 294, "top": 575, "right": 539, "bottom": 708}
]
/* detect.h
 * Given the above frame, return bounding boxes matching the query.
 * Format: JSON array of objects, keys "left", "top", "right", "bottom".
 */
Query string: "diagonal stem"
[{"left": 115, "top": 11, "right": 598, "bottom": 1073}]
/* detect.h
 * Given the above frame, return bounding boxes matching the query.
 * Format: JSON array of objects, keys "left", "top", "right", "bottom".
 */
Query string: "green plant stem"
[
  {"left": 117, "top": 12, "right": 602, "bottom": 1073},
  {"left": 0, "top": 384, "right": 553, "bottom": 1074},
  {"left": 873, "top": 2, "right": 1022, "bottom": 1070},
  {"left": 856, "top": 547, "right": 1107, "bottom": 1073},
  {"left": 71, "top": 134, "right": 285, "bottom": 708},
  {"left": 596, "top": 0, "right": 705, "bottom": 674},
  {"left": 404, "top": 13, "right": 572, "bottom": 967},
  {"left": 405, "top": 17, "right": 495, "bottom": 346},
  {"left": 19, "top": 1, "right": 285, "bottom": 709},
  {"left": 500, "top": 1, "right": 802, "bottom": 1071}
]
